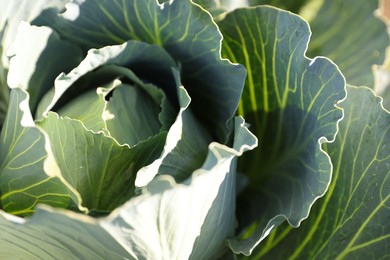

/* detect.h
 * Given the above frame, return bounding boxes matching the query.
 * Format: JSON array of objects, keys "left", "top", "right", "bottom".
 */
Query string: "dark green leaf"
[
  {"left": 250, "top": 86, "right": 390, "bottom": 259},
  {"left": 218, "top": 6, "right": 345, "bottom": 254},
  {"left": 192, "top": 0, "right": 227, "bottom": 17},
  {"left": 0, "top": 116, "right": 257, "bottom": 259},
  {"left": 6, "top": 22, "right": 83, "bottom": 113},
  {"left": 32, "top": 0, "right": 246, "bottom": 142},
  {"left": 0, "top": 0, "right": 68, "bottom": 128},
  {"left": 136, "top": 85, "right": 212, "bottom": 185}
]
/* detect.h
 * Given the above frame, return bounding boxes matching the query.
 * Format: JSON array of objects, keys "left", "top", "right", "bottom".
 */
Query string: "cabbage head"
[{"left": 0, "top": 0, "right": 388, "bottom": 259}]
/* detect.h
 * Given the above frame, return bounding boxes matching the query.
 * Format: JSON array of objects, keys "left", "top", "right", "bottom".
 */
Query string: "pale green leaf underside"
[
  {"left": 7, "top": 22, "right": 83, "bottom": 112},
  {"left": 0, "top": 88, "right": 78, "bottom": 216},
  {"left": 135, "top": 84, "right": 212, "bottom": 186},
  {"left": 249, "top": 86, "right": 390, "bottom": 259},
  {"left": 32, "top": 0, "right": 246, "bottom": 141},
  {"left": 218, "top": 6, "right": 345, "bottom": 255},
  {"left": 306, "top": 0, "right": 389, "bottom": 87},
  {"left": 0, "top": 117, "right": 257, "bottom": 259},
  {"left": 36, "top": 38, "right": 177, "bottom": 120}
]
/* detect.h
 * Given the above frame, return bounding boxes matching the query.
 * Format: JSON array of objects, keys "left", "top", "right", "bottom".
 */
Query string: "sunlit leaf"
[
  {"left": 32, "top": 0, "right": 246, "bottom": 141},
  {"left": 0, "top": 88, "right": 82, "bottom": 216},
  {"left": 218, "top": 6, "right": 345, "bottom": 254},
  {"left": 249, "top": 86, "right": 390, "bottom": 259},
  {"left": 0, "top": 117, "right": 257, "bottom": 259}
]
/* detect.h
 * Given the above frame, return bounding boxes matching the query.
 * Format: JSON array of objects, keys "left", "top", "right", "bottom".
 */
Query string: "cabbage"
[{"left": 0, "top": 0, "right": 388, "bottom": 258}]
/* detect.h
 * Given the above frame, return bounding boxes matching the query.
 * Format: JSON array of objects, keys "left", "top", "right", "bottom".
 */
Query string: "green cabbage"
[{"left": 0, "top": 0, "right": 388, "bottom": 258}]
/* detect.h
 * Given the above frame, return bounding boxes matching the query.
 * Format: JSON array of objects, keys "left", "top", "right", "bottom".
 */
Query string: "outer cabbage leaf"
[
  {"left": 32, "top": 0, "right": 246, "bottom": 142},
  {"left": 218, "top": 6, "right": 345, "bottom": 255},
  {"left": 6, "top": 22, "right": 83, "bottom": 113},
  {"left": 0, "top": 88, "right": 83, "bottom": 216},
  {"left": 2, "top": 0, "right": 247, "bottom": 215},
  {"left": 247, "top": 0, "right": 310, "bottom": 13},
  {"left": 305, "top": 0, "right": 389, "bottom": 87},
  {"left": 192, "top": 0, "right": 227, "bottom": 17},
  {"left": 382, "top": 83, "right": 390, "bottom": 111},
  {"left": 239, "top": 0, "right": 389, "bottom": 88},
  {"left": 248, "top": 86, "right": 390, "bottom": 259},
  {"left": 0, "top": 0, "right": 69, "bottom": 127},
  {"left": 0, "top": 116, "right": 257, "bottom": 259},
  {"left": 39, "top": 112, "right": 167, "bottom": 212}
]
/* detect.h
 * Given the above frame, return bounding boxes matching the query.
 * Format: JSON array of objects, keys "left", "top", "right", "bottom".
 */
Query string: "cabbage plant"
[{"left": 0, "top": 0, "right": 388, "bottom": 259}]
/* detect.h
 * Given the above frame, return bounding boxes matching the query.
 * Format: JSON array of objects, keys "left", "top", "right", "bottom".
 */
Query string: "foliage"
[{"left": 0, "top": 0, "right": 388, "bottom": 258}]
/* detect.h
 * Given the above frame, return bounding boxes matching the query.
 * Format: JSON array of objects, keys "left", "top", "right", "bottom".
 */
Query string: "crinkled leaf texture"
[
  {"left": 0, "top": 88, "right": 84, "bottom": 216},
  {"left": 218, "top": 6, "right": 346, "bottom": 255},
  {"left": 32, "top": 0, "right": 246, "bottom": 142},
  {"left": 0, "top": 117, "right": 257, "bottom": 259},
  {"left": 1, "top": 0, "right": 248, "bottom": 213},
  {"left": 2, "top": 26, "right": 176, "bottom": 213},
  {"left": 249, "top": 86, "right": 390, "bottom": 259}
]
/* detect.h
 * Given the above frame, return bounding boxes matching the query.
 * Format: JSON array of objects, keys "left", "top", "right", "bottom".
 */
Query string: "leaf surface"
[
  {"left": 0, "top": 117, "right": 257, "bottom": 259},
  {"left": 218, "top": 6, "right": 346, "bottom": 254},
  {"left": 0, "top": 88, "right": 81, "bottom": 216},
  {"left": 6, "top": 22, "right": 83, "bottom": 113},
  {"left": 32, "top": 0, "right": 246, "bottom": 141},
  {"left": 192, "top": 0, "right": 227, "bottom": 17},
  {"left": 249, "top": 86, "right": 390, "bottom": 259},
  {"left": 247, "top": 0, "right": 310, "bottom": 13}
]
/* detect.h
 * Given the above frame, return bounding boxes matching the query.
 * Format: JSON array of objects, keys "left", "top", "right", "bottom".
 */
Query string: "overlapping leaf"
[
  {"left": 218, "top": 6, "right": 345, "bottom": 254},
  {"left": 232, "top": 0, "right": 389, "bottom": 88},
  {"left": 0, "top": 88, "right": 82, "bottom": 216},
  {"left": 6, "top": 22, "right": 83, "bottom": 113},
  {"left": 0, "top": 117, "right": 257, "bottom": 259},
  {"left": 192, "top": 0, "right": 227, "bottom": 17},
  {"left": 0, "top": 0, "right": 69, "bottom": 127},
  {"left": 249, "top": 86, "right": 390, "bottom": 259},
  {"left": 248, "top": 0, "right": 310, "bottom": 13},
  {"left": 32, "top": 0, "right": 246, "bottom": 141}
]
